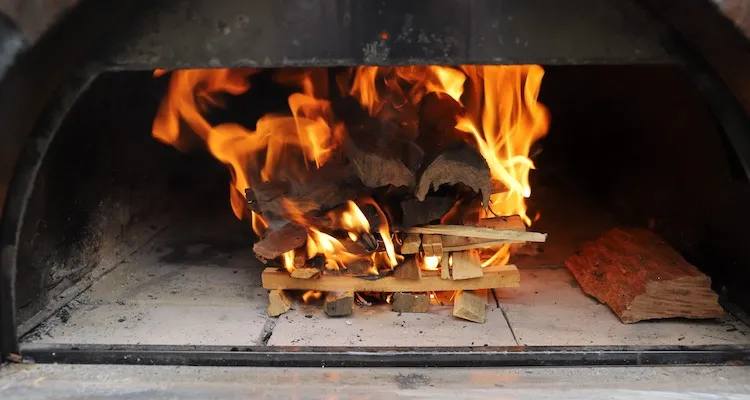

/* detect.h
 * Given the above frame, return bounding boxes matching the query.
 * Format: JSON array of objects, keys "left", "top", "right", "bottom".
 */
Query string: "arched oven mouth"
[{"left": 1, "top": 0, "right": 750, "bottom": 367}]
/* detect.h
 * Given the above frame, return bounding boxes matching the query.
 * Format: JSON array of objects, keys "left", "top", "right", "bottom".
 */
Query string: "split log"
[
  {"left": 246, "top": 162, "right": 362, "bottom": 223},
  {"left": 441, "top": 251, "right": 483, "bottom": 280},
  {"left": 392, "top": 258, "right": 422, "bottom": 280},
  {"left": 267, "top": 289, "right": 292, "bottom": 317},
  {"left": 415, "top": 146, "right": 491, "bottom": 206},
  {"left": 324, "top": 291, "right": 354, "bottom": 317},
  {"left": 400, "top": 197, "right": 455, "bottom": 227},
  {"left": 565, "top": 228, "right": 724, "bottom": 323},
  {"left": 476, "top": 216, "right": 526, "bottom": 230},
  {"left": 453, "top": 290, "right": 486, "bottom": 323},
  {"left": 405, "top": 225, "right": 546, "bottom": 243},
  {"left": 440, "top": 216, "right": 528, "bottom": 251},
  {"left": 344, "top": 259, "right": 375, "bottom": 276},
  {"left": 442, "top": 239, "right": 508, "bottom": 252},
  {"left": 345, "top": 140, "right": 415, "bottom": 189},
  {"left": 262, "top": 264, "right": 519, "bottom": 292},
  {"left": 421, "top": 234, "right": 443, "bottom": 257},
  {"left": 290, "top": 267, "right": 320, "bottom": 279},
  {"left": 400, "top": 233, "right": 421, "bottom": 255},
  {"left": 392, "top": 292, "right": 430, "bottom": 313},
  {"left": 253, "top": 223, "right": 307, "bottom": 261}
]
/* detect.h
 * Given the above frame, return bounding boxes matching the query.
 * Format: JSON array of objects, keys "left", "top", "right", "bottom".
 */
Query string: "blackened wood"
[
  {"left": 253, "top": 223, "right": 307, "bottom": 261},
  {"left": 344, "top": 140, "right": 415, "bottom": 189},
  {"left": 400, "top": 196, "right": 454, "bottom": 227},
  {"left": 415, "top": 146, "right": 491, "bottom": 206}
]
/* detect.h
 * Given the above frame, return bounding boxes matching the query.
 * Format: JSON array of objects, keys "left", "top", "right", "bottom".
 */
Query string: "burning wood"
[
  {"left": 399, "top": 233, "right": 421, "bottom": 255},
  {"left": 440, "top": 251, "right": 484, "bottom": 280},
  {"left": 404, "top": 225, "right": 546, "bottom": 242},
  {"left": 151, "top": 65, "right": 551, "bottom": 322},
  {"left": 421, "top": 234, "right": 443, "bottom": 257},
  {"left": 290, "top": 267, "right": 320, "bottom": 279},
  {"left": 252, "top": 223, "right": 307, "bottom": 261},
  {"left": 565, "top": 228, "right": 725, "bottom": 323},
  {"left": 262, "top": 264, "right": 519, "bottom": 292},
  {"left": 415, "top": 146, "right": 492, "bottom": 206},
  {"left": 392, "top": 257, "right": 422, "bottom": 280},
  {"left": 344, "top": 140, "right": 415, "bottom": 189},
  {"left": 441, "top": 216, "right": 527, "bottom": 251},
  {"left": 400, "top": 197, "right": 454, "bottom": 227}
]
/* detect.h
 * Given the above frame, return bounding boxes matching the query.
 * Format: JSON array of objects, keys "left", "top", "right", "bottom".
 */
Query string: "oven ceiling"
[{"left": 105, "top": 0, "right": 673, "bottom": 69}]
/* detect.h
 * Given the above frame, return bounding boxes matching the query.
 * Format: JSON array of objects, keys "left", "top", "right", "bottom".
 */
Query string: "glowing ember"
[
  {"left": 420, "top": 255, "right": 441, "bottom": 271},
  {"left": 302, "top": 290, "right": 323, "bottom": 303}
]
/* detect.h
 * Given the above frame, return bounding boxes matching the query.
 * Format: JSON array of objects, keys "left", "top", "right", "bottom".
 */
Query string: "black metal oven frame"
[{"left": 1, "top": 0, "right": 749, "bottom": 366}]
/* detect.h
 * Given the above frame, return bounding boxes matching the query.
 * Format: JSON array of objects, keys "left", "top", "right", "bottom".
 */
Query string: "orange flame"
[
  {"left": 333, "top": 200, "right": 371, "bottom": 241},
  {"left": 302, "top": 290, "right": 323, "bottom": 303},
  {"left": 348, "top": 65, "right": 548, "bottom": 227},
  {"left": 457, "top": 65, "right": 549, "bottom": 225},
  {"left": 153, "top": 65, "right": 548, "bottom": 273},
  {"left": 152, "top": 68, "right": 344, "bottom": 220},
  {"left": 281, "top": 250, "right": 296, "bottom": 273},
  {"left": 420, "top": 254, "right": 441, "bottom": 271},
  {"left": 349, "top": 66, "right": 466, "bottom": 116}
]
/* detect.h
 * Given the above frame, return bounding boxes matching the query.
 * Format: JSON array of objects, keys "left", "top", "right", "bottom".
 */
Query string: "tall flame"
[
  {"left": 348, "top": 65, "right": 549, "bottom": 226},
  {"left": 457, "top": 65, "right": 549, "bottom": 225},
  {"left": 153, "top": 65, "right": 548, "bottom": 274}
]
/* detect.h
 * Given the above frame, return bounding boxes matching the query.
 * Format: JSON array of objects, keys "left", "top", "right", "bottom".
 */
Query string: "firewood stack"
[
  {"left": 246, "top": 122, "right": 546, "bottom": 322},
  {"left": 260, "top": 214, "right": 547, "bottom": 322}
]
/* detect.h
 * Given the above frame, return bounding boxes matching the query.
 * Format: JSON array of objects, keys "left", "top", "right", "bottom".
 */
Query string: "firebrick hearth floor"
[
  {"left": 19, "top": 180, "right": 750, "bottom": 347},
  {"left": 22, "top": 218, "right": 750, "bottom": 347}
]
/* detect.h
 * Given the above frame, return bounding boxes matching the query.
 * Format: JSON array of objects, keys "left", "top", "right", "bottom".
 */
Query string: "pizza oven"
[{"left": 1, "top": 0, "right": 749, "bottom": 367}]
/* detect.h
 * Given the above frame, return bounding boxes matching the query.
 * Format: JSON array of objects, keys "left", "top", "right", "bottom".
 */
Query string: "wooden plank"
[
  {"left": 421, "top": 234, "right": 443, "bottom": 256},
  {"left": 404, "top": 225, "right": 546, "bottom": 242},
  {"left": 476, "top": 216, "right": 526, "bottom": 230},
  {"left": 400, "top": 233, "right": 421, "bottom": 255},
  {"left": 392, "top": 292, "right": 430, "bottom": 313},
  {"left": 441, "top": 251, "right": 483, "bottom": 280},
  {"left": 290, "top": 267, "right": 320, "bottom": 279},
  {"left": 267, "top": 289, "right": 292, "bottom": 317},
  {"left": 392, "top": 258, "right": 421, "bottom": 280},
  {"left": 565, "top": 228, "right": 724, "bottom": 323},
  {"left": 442, "top": 238, "right": 508, "bottom": 252},
  {"left": 453, "top": 290, "right": 487, "bottom": 323},
  {"left": 262, "top": 264, "right": 519, "bottom": 292},
  {"left": 324, "top": 291, "right": 354, "bottom": 317}
]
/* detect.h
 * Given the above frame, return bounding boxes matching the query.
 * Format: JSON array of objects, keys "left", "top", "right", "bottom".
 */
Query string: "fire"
[
  {"left": 349, "top": 66, "right": 466, "bottom": 116},
  {"left": 420, "top": 255, "right": 441, "bottom": 271},
  {"left": 281, "top": 250, "right": 295, "bottom": 273},
  {"left": 349, "top": 65, "right": 548, "bottom": 226},
  {"left": 302, "top": 290, "right": 323, "bottom": 303},
  {"left": 152, "top": 64, "right": 548, "bottom": 276},
  {"left": 336, "top": 200, "right": 371, "bottom": 241},
  {"left": 347, "top": 65, "right": 548, "bottom": 268},
  {"left": 456, "top": 65, "right": 549, "bottom": 225}
]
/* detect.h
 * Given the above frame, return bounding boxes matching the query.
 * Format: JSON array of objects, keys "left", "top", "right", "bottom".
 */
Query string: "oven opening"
[{"left": 13, "top": 64, "right": 750, "bottom": 352}]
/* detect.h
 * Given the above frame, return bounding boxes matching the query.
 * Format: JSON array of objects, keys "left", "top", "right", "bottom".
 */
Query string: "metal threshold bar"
[{"left": 19, "top": 343, "right": 750, "bottom": 367}]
